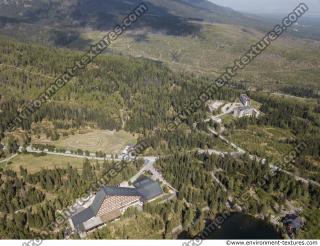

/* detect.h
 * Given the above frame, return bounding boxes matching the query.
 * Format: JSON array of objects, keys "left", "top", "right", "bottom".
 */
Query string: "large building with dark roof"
[{"left": 70, "top": 177, "right": 163, "bottom": 232}]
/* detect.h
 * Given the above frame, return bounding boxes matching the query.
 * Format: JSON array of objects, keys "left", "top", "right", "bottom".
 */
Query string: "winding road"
[
  {"left": 1, "top": 144, "right": 178, "bottom": 193},
  {"left": 207, "top": 125, "right": 320, "bottom": 188}
]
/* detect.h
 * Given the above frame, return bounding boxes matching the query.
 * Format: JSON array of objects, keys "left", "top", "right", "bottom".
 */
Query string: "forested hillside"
[
  {"left": 0, "top": 0, "right": 318, "bottom": 94},
  {"left": 0, "top": 35, "right": 244, "bottom": 139},
  {"left": 0, "top": 30, "right": 319, "bottom": 239},
  {"left": 0, "top": 158, "right": 143, "bottom": 238},
  {"left": 0, "top": 35, "right": 174, "bottom": 136}
]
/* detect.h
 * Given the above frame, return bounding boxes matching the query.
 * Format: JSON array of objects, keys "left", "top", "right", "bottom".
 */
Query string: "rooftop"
[
  {"left": 71, "top": 178, "right": 163, "bottom": 231},
  {"left": 240, "top": 94, "right": 250, "bottom": 101},
  {"left": 133, "top": 176, "right": 164, "bottom": 201},
  {"left": 283, "top": 214, "right": 303, "bottom": 230}
]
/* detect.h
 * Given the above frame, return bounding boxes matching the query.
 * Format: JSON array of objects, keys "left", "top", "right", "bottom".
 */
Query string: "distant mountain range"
[
  {"left": 0, "top": 0, "right": 258, "bottom": 25},
  {"left": 0, "top": 0, "right": 318, "bottom": 47},
  {"left": 0, "top": 0, "right": 264, "bottom": 39}
]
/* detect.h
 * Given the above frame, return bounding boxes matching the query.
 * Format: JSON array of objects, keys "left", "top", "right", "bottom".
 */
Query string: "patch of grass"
[
  {"left": 33, "top": 130, "right": 137, "bottom": 154},
  {"left": 8, "top": 153, "right": 99, "bottom": 173},
  {"left": 0, "top": 162, "right": 6, "bottom": 170},
  {"left": 250, "top": 99, "right": 262, "bottom": 110},
  {"left": 220, "top": 114, "right": 235, "bottom": 125}
]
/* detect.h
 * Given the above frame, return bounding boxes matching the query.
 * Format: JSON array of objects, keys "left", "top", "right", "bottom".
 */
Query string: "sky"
[{"left": 209, "top": 0, "right": 320, "bottom": 16}]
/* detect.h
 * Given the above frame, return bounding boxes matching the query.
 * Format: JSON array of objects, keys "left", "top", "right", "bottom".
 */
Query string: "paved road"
[
  {"left": 207, "top": 128, "right": 320, "bottom": 188},
  {"left": 1, "top": 144, "right": 178, "bottom": 193},
  {"left": 129, "top": 157, "right": 178, "bottom": 193},
  {"left": 24, "top": 146, "right": 124, "bottom": 161},
  {"left": 270, "top": 164, "right": 320, "bottom": 188},
  {"left": 4, "top": 126, "right": 320, "bottom": 194},
  {"left": 1, "top": 144, "right": 127, "bottom": 162},
  {"left": 197, "top": 148, "right": 241, "bottom": 158},
  {"left": 208, "top": 127, "right": 245, "bottom": 154},
  {"left": 159, "top": 192, "right": 177, "bottom": 204},
  {"left": 27, "top": 146, "right": 179, "bottom": 189},
  {"left": 203, "top": 102, "right": 237, "bottom": 125}
]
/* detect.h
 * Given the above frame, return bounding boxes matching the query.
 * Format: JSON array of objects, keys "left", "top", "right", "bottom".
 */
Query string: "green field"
[
  {"left": 33, "top": 130, "right": 137, "bottom": 154},
  {"left": 7, "top": 153, "right": 101, "bottom": 173},
  {"left": 220, "top": 114, "right": 235, "bottom": 125}
]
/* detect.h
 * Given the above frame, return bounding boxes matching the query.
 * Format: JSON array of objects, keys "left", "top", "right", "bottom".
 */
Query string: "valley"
[{"left": 0, "top": 0, "right": 319, "bottom": 242}]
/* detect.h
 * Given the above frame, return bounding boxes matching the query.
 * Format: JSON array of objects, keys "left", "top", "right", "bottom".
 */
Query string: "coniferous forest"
[{"left": 0, "top": 34, "right": 319, "bottom": 240}]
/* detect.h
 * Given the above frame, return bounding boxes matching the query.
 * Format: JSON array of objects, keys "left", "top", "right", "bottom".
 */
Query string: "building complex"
[
  {"left": 234, "top": 94, "right": 260, "bottom": 118},
  {"left": 70, "top": 176, "right": 163, "bottom": 233}
]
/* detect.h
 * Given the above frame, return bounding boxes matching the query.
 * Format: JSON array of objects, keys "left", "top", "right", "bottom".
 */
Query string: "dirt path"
[{"left": 0, "top": 153, "right": 18, "bottom": 164}]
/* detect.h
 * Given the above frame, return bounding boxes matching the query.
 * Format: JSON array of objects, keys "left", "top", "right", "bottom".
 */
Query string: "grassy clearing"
[
  {"left": 250, "top": 99, "right": 262, "bottom": 110},
  {"left": 220, "top": 114, "right": 235, "bottom": 125},
  {"left": 7, "top": 153, "right": 100, "bottom": 173},
  {"left": 0, "top": 161, "right": 6, "bottom": 169},
  {"left": 33, "top": 130, "right": 137, "bottom": 154},
  {"left": 228, "top": 125, "right": 295, "bottom": 164}
]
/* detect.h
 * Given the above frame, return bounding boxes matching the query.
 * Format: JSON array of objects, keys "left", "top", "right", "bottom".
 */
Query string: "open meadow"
[
  {"left": 32, "top": 130, "right": 137, "bottom": 154},
  {"left": 7, "top": 153, "right": 102, "bottom": 173}
]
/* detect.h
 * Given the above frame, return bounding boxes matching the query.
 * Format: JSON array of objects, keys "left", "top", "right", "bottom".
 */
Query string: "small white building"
[
  {"left": 234, "top": 107, "right": 260, "bottom": 118},
  {"left": 121, "top": 144, "right": 134, "bottom": 155}
]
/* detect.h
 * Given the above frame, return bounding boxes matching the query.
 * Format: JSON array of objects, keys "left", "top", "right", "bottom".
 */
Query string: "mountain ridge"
[{"left": 0, "top": 0, "right": 263, "bottom": 33}]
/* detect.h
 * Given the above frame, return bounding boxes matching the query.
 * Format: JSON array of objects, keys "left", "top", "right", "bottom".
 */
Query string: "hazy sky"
[{"left": 209, "top": 0, "right": 320, "bottom": 16}]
